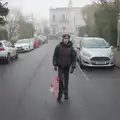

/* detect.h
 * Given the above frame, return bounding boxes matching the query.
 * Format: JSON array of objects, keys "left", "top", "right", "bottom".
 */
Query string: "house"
[{"left": 49, "top": 0, "right": 85, "bottom": 37}]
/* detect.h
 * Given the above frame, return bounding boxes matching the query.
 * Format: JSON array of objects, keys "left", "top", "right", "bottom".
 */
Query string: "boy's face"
[{"left": 63, "top": 36, "right": 69, "bottom": 44}]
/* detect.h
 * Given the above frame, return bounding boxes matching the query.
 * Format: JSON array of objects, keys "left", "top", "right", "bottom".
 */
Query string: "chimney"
[{"left": 68, "top": 0, "right": 72, "bottom": 7}]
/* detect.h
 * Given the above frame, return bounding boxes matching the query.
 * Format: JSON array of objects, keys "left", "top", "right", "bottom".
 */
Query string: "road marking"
[{"left": 76, "top": 63, "right": 90, "bottom": 81}]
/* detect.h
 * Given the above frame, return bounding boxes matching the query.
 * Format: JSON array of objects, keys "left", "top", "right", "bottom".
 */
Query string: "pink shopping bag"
[{"left": 49, "top": 75, "right": 60, "bottom": 97}]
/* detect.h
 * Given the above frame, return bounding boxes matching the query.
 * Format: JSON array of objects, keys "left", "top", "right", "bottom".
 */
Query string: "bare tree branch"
[{"left": 6, "top": 8, "right": 21, "bottom": 40}]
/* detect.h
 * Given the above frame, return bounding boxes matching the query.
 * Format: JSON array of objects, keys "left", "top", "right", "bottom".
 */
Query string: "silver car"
[{"left": 74, "top": 37, "right": 115, "bottom": 68}]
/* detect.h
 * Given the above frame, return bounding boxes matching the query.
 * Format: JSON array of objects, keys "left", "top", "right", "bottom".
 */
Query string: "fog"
[{"left": 7, "top": 0, "right": 91, "bottom": 19}]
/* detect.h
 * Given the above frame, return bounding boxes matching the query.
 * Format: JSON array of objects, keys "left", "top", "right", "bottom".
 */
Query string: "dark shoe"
[
  {"left": 57, "top": 94, "right": 62, "bottom": 101},
  {"left": 57, "top": 97, "right": 62, "bottom": 103},
  {"left": 65, "top": 95, "right": 69, "bottom": 100}
]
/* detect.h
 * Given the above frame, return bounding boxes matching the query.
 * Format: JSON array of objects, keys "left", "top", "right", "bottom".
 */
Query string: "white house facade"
[{"left": 49, "top": 5, "right": 85, "bottom": 36}]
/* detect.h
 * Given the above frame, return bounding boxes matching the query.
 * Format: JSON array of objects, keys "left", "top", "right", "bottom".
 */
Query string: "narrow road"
[{"left": 0, "top": 40, "right": 120, "bottom": 120}]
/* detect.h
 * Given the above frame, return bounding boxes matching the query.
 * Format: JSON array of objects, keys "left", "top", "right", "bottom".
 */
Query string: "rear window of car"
[{"left": 0, "top": 42, "right": 3, "bottom": 47}]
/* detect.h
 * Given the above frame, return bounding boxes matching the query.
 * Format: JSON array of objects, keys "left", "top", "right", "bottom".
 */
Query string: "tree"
[
  {"left": 18, "top": 15, "right": 35, "bottom": 39},
  {"left": 0, "top": 26, "right": 8, "bottom": 40},
  {"left": 0, "top": 1, "right": 9, "bottom": 25},
  {"left": 6, "top": 8, "right": 20, "bottom": 40},
  {"left": 82, "top": 4, "right": 98, "bottom": 27},
  {"left": 0, "top": 1, "right": 9, "bottom": 40},
  {"left": 94, "top": 0, "right": 118, "bottom": 46},
  {"left": 81, "top": 4, "right": 98, "bottom": 37}
]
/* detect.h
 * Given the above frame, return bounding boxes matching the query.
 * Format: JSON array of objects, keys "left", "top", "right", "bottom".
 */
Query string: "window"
[
  {"left": 74, "top": 16, "right": 76, "bottom": 23},
  {"left": 4, "top": 41, "right": 12, "bottom": 47},
  {"left": 52, "top": 27, "right": 56, "bottom": 34},
  {"left": 62, "top": 27, "right": 66, "bottom": 32},
  {"left": 16, "top": 39, "right": 29, "bottom": 44},
  {"left": 76, "top": 27, "right": 78, "bottom": 31},
  {"left": 62, "top": 14, "right": 66, "bottom": 21},
  {"left": 52, "top": 15, "right": 55, "bottom": 21}
]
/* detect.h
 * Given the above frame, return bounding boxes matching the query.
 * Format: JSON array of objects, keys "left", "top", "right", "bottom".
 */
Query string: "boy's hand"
[
  {"left": 70, "top": 67, "right": 74, "bottom": 74},
  {"left": 54, "top": 66, "right": 57, "bottom": 71}
]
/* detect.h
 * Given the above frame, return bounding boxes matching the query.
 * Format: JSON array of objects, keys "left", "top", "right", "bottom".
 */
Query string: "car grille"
[
  {"left": 91, "top": 57, "right": 110, "bottom": 61},
  {"left": 17, "top": 47, "right": 24, "bottom": 50},
  {"left": 17, "top": 47, "right": 22, "bottom": 49}
]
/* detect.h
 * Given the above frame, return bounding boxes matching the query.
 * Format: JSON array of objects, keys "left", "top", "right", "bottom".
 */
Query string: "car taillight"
[{"left": 0, "top": 48, "right": 5, "bottom": 51}]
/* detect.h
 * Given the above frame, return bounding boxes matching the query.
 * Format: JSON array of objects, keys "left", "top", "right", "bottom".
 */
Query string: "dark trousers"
[{"left": 58, "top": 67, "right": 70, "bottom": 98}]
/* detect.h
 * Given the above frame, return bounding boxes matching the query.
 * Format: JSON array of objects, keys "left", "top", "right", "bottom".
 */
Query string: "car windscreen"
[
  {"left": 83, "top": 38, "right": 110, "bottom": 48},
  {"left": 16, "top": 39, "right": 29, "bottom": 44}
]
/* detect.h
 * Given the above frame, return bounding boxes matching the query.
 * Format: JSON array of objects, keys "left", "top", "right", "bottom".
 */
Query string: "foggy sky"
[{"left": 7, "top": 0, "right": 92, "bottom": 20}]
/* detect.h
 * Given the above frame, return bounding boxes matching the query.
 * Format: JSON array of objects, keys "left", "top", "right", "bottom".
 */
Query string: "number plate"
[
  {"left": 17, "top": 47, "right": 22, "bottom": 50},
  {"left": 96, "top": 62, "right": 106, "bottom": 65}
]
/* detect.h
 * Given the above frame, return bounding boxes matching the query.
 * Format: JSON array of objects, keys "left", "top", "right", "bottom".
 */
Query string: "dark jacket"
[{"left": 53, "top": 41, "right": 76, "bottom": 69}]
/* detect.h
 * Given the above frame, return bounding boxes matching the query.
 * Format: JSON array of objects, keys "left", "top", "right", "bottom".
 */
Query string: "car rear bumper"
[
  {"left": 0, "top": 51, "right": 7, "bottom": 58},
  {"left": 0, "top": 57, "right": 8, "bottom": 60},
  {"left": 81, "top": 55, "right": 115, "bottom": 67}
]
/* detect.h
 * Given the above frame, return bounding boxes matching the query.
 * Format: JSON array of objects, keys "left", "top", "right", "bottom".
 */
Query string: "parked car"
[
  {"left": 35, "top": 37, "right": 42, "bottom": 45},
  {"left": 15, "top": 39, "right": 33, "bottom": 52},
  {"left": 32, "top": 38, "right": 40, "bottom": 48},
  {"left": 42, "top": 36, "right": 48, "bottom": 43},
  {"left": 74, "top": 37, "right": 115, "bottom": 68},
  {"left": 38, "top": 35, "right": 48, "bottom": 44},
  {"left": 29, "top": 38, "right": 34, "bottom": 50},
  {"left": 37, "top": 36, "right": 45, "bottom": 44},
  {"left": 0, "top": 40, "right": 18, "bottom": 64}
]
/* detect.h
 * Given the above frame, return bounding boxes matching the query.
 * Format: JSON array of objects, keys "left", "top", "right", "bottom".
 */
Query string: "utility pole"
[
  {"left": 116, "top": 0, "right": 120, "bottom": 50},
  {"left": 117, "top": 18, "right": 120, "bottom": 50}
]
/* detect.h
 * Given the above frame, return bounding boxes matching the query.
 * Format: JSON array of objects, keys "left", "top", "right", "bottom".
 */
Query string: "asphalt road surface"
[{"left": 0, "top": 40, "right": 120, "bottom": 120}]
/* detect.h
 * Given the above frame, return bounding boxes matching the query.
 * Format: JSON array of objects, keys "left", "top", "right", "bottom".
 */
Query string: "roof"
[
  {"left": 74, "top": 37, "right": 105, "bottom": 40},
  {"left": 81, "top": 37, "right": 105, "bottom": 40},
  {"left": 0, "top": 40, "right": 7, "bottom": 42},
  {"left": 50, "top": 7, "right": 81, "bottom": 11}
]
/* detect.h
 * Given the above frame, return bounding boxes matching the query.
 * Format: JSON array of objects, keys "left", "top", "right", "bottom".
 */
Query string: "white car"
[
  {"left": 74, "top": 37, "right": 115, "bottom": 68},
  {"left": 29, "top": 38, "right": 34, "bottom": 50},
  {"left": 15, "top": 39, "right": 33, "bottom": 52},
  {"left": 0, "top": 40, "right": 18, "bottom": 63}
]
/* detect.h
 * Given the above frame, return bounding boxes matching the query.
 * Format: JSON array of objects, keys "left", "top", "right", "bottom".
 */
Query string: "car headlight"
[
  {"left": 83, "top": 51, "right": 91, "bottom": 57},
  {"left": 109, "top": 52, "right": 114, "bottom": 57}
]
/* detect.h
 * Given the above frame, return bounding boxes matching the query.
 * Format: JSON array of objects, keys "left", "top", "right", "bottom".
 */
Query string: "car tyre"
[
  {"left": 28, "top": 47, "right": 30, "bottom": 52},
  {"left": 80, "top": 62, "right": 84, "bottom": 69},
  {"left": 79, "top": 57, "right": 85, "bottom": 69},
  {"left": 6, "top": 54, "right": 11, "bottom": 64},
  {"left": 110, "top": 65, "right": 115, "bottom": 69},
  {"left": 15, "top": 51, "right": 18, "bottom": 59}
]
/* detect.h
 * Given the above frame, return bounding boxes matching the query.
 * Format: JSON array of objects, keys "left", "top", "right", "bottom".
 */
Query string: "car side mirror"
[
  {"left": 111, "top": 46, "right": 114, "bottom": 49},
  {"left": 77, "top": 44, "right": 81, "bottom": 50}
]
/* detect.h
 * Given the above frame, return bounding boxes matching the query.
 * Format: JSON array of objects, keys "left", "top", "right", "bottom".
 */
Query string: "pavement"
[
  {"left": 114, "top": 48, "right": 120, "bottom": 68},
  {"left": 0, "top": 40, "right": 120, "bottom": 120}
]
